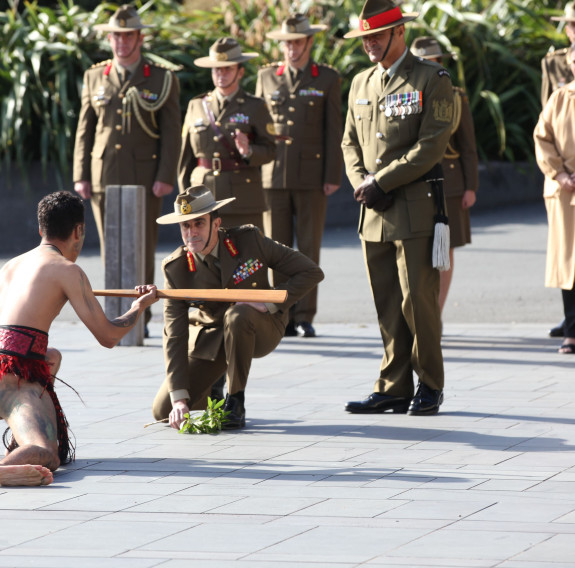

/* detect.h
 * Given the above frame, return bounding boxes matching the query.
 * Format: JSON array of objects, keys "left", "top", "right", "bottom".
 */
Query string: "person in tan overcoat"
[
  {"left": 178, "top": 38, "right": 276, "bottom": 230},
  {"left": 73, "top": 5, "right": 181, "bottom": 329},
  {"left": 152, "top": 186, "right": 324, "bottom": 429},
  {"left": 534, "top": 44, "right": 575, "bottom": 354},
  {"left": 410, "top": 37, "right": 479, "bottom": 315}
]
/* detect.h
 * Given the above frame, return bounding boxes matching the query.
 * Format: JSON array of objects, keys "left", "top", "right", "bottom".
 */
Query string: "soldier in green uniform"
[
  {"left": 410, "top": 37, "right": 479, "bottom": 315},
  {"left": 256, "top": 14, "right": 344, "bottom": 338},
  {"left": 542, "top": 3, "right": 575, "bottom": 338},
  {"left": 341, "top": 0, "right": 454, "bottom": 416},
  {"left": 73, "top": 4, "right": 181, "bottom": 330},
  {"left": 152, "top": 186, "right": 324, "bottom": 430},
  {"left": 178, "top": 38, "right": 276, "bottom": 230}
]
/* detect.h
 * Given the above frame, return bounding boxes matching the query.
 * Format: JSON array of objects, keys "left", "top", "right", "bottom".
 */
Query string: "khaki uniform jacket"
[
  {"left": 534, "top": 81, "right": 575, "bottom": 289},
  {"left": 342, "top": 51, "right": 454, "bottom": 242},
  {"left": 161, "top": 226, "right": 324, "bottom": 393},
  {"left": 442, "top": 87, "right": 479, "bottom": 197},
  {"left": 73, "top": 57, "right": 181, "bottom": 191},
  {"left": 541, "top": 47, "right": 571, "bottom": 107},
  {"left": 178, "top": 89, "right": 276, "bottom": 215},
  {"left": 255, "top": 61, "right": 343, "bottom": 189}
]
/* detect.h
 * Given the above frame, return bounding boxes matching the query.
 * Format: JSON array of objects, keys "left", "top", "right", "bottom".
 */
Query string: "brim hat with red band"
[
  {"left": 194, "top": 37, "right": 259, "bottom": 68},
  {"left": 344, "top": 0, "right": 418, "bottom": 39},
  {"left": 156, "top": 186, "right": 235, "bottom": 225},
  {"left": 266, "top": 13, "right": 328, "bottom": 41},
  {"left": 551, "top": 1, "right": 575, "bottom": 22},
  {"left": 93, "top": 4, "right": 153, "bottom": 32}
]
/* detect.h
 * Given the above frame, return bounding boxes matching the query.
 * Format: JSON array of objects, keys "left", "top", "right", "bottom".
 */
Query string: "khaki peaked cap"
[
  {"left": 344, "top": 0, "right": 418, "bottom": 39},
  {"left": 93, "top": 4, "right": 153, "bottom": 32},
  {"left": 410, "top": 36, "right": 456, "bottom": 60},
  {"left": 266, "top": 13, "right": 328, "bottom": 41},
  {"left": 157, "top": 186, "right": 235, "bottom": 225},
  {"left": 194, "top": 38, "right": 259, "bottom": 68}
]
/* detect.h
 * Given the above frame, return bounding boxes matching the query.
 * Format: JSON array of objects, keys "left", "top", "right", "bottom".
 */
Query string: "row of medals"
[{"left": 382, "top": 91, "right": 422, "bottom": 118}]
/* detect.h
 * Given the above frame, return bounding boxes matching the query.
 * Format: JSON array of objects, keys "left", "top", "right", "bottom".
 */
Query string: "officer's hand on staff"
[
  {"left": 234, "top": 129, "right": 250, "bottom": 157},
  {"left": 74, "top": 181, "right": 92, "bottom": 200},
  {"left": 169, "top": 399, "right": 189, "bottom": 429},
  {"left": 152, "top": 181, "right": 174, "bottom": 198}
]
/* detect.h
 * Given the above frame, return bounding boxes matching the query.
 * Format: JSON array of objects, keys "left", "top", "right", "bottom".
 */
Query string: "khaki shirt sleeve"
[
  {"left": 155, "top": 72, "right": 181, "bottom": 186},
  {"left": 534, "top": 91, "right": 565, "bottom": 182},
  {"left": 177, "top": 102, "right": 196, "bottom": 193},
  {"left": 454, "top": 93, "right": 479, "bottom": 192},
  {"left": 323, "top": 73, "right": 344, "bottom": 186},
  {"left": 245, "top": 98, "right": 276, "bottom": 168},
  {"left": 73, "top": 71, "right": 97, "bottom": 183}
]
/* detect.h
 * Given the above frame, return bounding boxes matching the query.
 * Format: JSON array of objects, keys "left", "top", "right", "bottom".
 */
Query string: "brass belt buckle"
[{"left": 212, "top": 157, "right": 222, "bottom": 176}]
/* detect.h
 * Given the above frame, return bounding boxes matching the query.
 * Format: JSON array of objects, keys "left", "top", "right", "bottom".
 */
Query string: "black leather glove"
[{"left": 354, "top": 175, "right": 395, "bottom": 212}]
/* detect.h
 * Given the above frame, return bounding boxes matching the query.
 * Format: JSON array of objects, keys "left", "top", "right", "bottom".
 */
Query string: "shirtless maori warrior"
[{"left": 0, "top": 191, "right": 157, "bottom": 486}]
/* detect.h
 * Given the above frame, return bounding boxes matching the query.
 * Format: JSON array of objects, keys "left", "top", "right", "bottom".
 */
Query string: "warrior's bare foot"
[{"left": 0, "top": 465, "right": 53, "bottom": 486}]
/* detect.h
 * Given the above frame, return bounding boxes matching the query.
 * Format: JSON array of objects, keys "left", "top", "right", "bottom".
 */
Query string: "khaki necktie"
[{"left": 204, "top": 254, "right": 220, "bottom": 276}]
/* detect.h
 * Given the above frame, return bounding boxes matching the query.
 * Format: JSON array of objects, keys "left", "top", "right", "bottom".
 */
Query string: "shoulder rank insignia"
[
  {"left": 232, "top": 258, "right": 263, "bottom": 284},
  {"left": 437, "top": 69, "right": 451, "bottom": 79},
  {"left": 224, "top": 237, "right": 239, "bottom": 257}
]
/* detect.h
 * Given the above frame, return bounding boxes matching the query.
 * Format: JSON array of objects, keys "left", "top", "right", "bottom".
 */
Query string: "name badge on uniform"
[{"left": 355, "top": 99, "right": 370, "bottom": 105}]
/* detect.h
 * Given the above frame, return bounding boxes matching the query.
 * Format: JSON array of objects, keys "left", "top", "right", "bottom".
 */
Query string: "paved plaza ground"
[{"left": 1, "top": 202, "right": 574, "bottom": 567}]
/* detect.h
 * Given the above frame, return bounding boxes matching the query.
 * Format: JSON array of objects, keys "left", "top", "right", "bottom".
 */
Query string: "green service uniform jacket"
[
  {"left": 177, "top": 89, "right": 276, "bottom": 217},
  {"left": 541, "top": 47, "right": 571, "bottom": 106},
  {"left": 255, "top": 61, "right": 343, "bottom": 190},
  {"left": 73, "top": 57, "right": 181, "bottom": 192},
  {"left": 161, "top": 226, "right": 324, "bottom": 394},
  {"left": 342, "top": 51, "right": 454, "bottom": 242}
]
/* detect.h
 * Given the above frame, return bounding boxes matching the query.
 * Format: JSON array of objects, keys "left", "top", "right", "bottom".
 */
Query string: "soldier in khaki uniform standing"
[
  {"left": 73, "top": 4, "right": 181, "bottom": 330},
  {"left": 178, "top": 38, "right": 276, "bottom": 230},
  {"left": 152, "top": 186, "right": 324, "bottom": 430},
  {"left": 410, "top": 37, "right": 479, "bottom": 315},
  {"left": 541, "top": 3, "right": 575, "bottom": 338},
  {"left": 256, "top": 14, "right": 343, "bottom": 338},
  {"left": 342, "top": 0, "right": 454, "bottom": 416}
]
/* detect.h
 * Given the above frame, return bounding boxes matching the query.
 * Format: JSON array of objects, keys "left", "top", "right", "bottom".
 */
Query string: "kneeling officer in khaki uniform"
[{"left": 152, "top": 186, "right": 324, "bottom": 429}]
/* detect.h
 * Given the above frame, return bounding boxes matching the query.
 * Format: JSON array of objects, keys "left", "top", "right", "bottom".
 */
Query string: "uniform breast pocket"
[
  {"left": 305, "top": 98, "right": 324, "bottom": 123},
  {"left": 191, "top": 120, "right": 210, "bottom": 147},
  {"left": 355, "top": 105, "right": 373, "bottom": 146}
]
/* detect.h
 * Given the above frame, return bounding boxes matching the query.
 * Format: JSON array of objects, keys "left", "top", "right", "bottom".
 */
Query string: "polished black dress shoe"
[
  {"left": 210, "top": 374, "right": 226, "bottom": 403},
  {"left": 296, "top": 321, "right": 316, "bottom": 337},
  {"left": 284, "top": 321, "right": 297, "bottom": 337},
  {"left": 549, "top": 320, "right": 565, "bottom": 338},
  {"left": 408, "top": 383, "right": 443, "bottom": 415},
  {"left": 345, "top": 393, "right": 410, "bottom": 414},
  {"left": 222, "top": 395, "right": 246, "bottom": 429}
]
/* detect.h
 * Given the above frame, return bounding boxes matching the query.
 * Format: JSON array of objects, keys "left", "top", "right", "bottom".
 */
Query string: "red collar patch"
[
  {"left": 311, "top": 63, "right": 319, "bottom": 77},
  {"left": 276, "top": 63, "right": 286, "bottom": 77},
  {"left": 144, "top": 63, "right": 150, "bottom": 77},
  {"left": 104, "top": 62, "right": 112, "bottom": 76},
  {"left": 186, "top": 251, "right": 196, "bottom": 272},
  {"left": 224, "top": 237, "right": 239, "bottom": 257}
]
